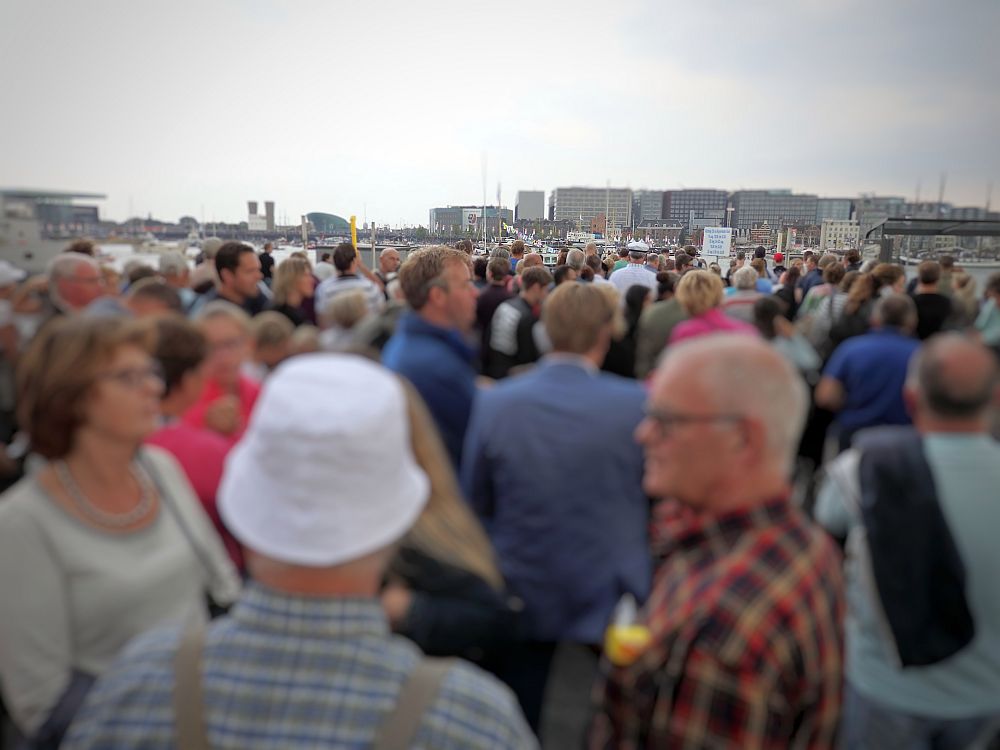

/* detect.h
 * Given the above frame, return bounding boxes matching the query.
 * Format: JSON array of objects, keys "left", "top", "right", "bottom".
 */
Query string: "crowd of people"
[{"left": 0, "top": 235, "right": 997, "bottom": 749}]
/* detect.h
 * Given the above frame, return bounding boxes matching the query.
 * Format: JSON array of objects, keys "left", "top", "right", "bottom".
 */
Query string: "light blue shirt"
[{"left": 815, "top": 433, "right": 1000, "bottom": 719}]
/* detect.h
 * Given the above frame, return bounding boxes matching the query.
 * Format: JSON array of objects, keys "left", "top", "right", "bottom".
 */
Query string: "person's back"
[
  {"left": 839, "top": 435, "right": 1000, "bottom": 716},
  {"left": 464, "top": 363, "right": 650, "bottom": 642},
  {"left": 634, "top": 297, "right": 686, "bottom": 379},
  {"left": 815, "top": 335, "right": 1000, "bottom": 744},
  {"left": 64, "top": 585, "right": 532, "bottom": 750},
  {"left": 913, "top": 291, "right": 953, "bottom": 340}
]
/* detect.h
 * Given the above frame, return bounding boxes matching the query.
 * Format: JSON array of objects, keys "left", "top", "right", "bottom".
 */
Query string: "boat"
[{"left": 0, "top": 189, "right": 105, "bottom": 274}]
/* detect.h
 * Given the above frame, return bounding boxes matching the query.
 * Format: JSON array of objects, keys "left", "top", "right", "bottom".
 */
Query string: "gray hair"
[
  {"left": 194, "top": 299, "right": 251, "bottom": 332},
  {"left": 566, "top": 248, "right": 586, "bottom": 271},
  {"left": 202, "top": 237, "right": 224, "bottom": 260},
  {"left": 490, "top": 247, "right": 511, "bottom": 261},
  {"left": 732, "top": 266, "right": 759, "bottom": 290},
  {"left": 47, "top": 252, "right": 98, "bottom": 281},
  {"left": 159, "top": 251, "right": 189, "bottom": 277},
  {"left": 872, "top": 293, "right": 917, "bottom": 330},
  {"left": 673, "top": 335, "right": 809, "bottom": 475}
]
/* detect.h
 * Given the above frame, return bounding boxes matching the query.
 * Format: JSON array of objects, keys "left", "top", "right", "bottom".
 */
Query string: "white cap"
[
  {"left": 0, "top": 260, "right": 27, "bottom": 288},
  {"left": 627, "top": 240, "right": 650, "bottom": 254},
  {"left": 219, "top": 353, "right": 429, "bottom": 567}
]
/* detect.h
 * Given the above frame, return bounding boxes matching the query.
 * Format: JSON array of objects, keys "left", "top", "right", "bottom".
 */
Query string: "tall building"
[
  {"left": 551, "top": 187, "right": 633, "bottom": 232},
  {"left": 730, "top": 190, "right": 818, "bottom": 232},
  {"left": 264, "top": 201, "right": 275, "bottom": 233},
  {"left": 816, "top": 198, "right": 853, "bottom": 224},
  {"left": 854, "top": 195, "right": 907, "bottom": 241},
  {"left": 634, "top": 190, "right": 665, "bottom": 223},
  {"left": 662, "top": 190, "right": 729, "bottom": 229},
  {"left": 819, "top": 219, "right": 860, "bottom": 251},
  {"left": 515, "top": 191, "right": 545, "bottom": 221},
  {"left": 429, "top": 207, "right": 463, "bottom": 233}
]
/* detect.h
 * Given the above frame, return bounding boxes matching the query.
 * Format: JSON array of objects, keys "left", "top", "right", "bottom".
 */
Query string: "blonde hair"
[
  {"left": 400, "top": 382, "right": 504, "bottom": 589},
  {"left": 250, "top": 311, "right": 294, "bottom": 348},
  {"left": 195, "top": 300, "right": 252, "bottom": 333},
  {"left": 676, "top": 269, "right": 724, "bottom": 316},
  {"left": 289, "top": 325, "right": 320, "bottom": 355},
  {"left": 321, "top": 289, "right": 369, "bottom": 329},
  {"left": 272, "top": 256, "right": 311, "bottom": 305},
  {"left": 543, "top": 282, "right": 615, "bottom": 354},
  {"left": 594, "top": 284, "right": 627, "bottom": 340}
]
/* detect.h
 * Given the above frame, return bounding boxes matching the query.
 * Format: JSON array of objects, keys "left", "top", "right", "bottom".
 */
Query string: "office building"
[
  {"left": 550, "top": 187, "right": 633, "bottom": 232},
  {"left": 819, "top": 219, "right": 860, "bottom": 252},
  {"left": 816, "top": 198, "right": 853, "bottom": 224},
  {"left": 855, "top": 195, "right": 907, "bottom": 241},
  {"left": 662, "top": 190, "right": 729, "bottom": 229},
  {"left": 634, "top": 190, "right": 665, "bottom": 223},
  {"left": 730, "top": 190, "right": 818, "bottom": 232},
  {"left": 515, "top": 191, "right": 545, "bottom": 221}
]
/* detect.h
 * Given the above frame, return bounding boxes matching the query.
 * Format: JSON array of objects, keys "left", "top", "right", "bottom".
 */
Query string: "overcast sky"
[{"left": 2, "top": 0, "right": 997, "bottom": 226}]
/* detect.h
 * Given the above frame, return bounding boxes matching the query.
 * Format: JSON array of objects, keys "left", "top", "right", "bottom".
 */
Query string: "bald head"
[
  {"left": 642, "top": 335, "right": 808, "bottom": 508},
  {"left": 907, "top": 334, "right": 999, "bottom": 423},
  {"left": 520, "top": 253, "right": 543, "bottom": 270}
]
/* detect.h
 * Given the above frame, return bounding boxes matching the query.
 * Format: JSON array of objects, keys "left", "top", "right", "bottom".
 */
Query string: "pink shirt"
[
  {"left": 147, "top": 423, "right": 244, "bottom": 571},
  {"left": 181, "top": 375, "right": 261, "bottom": 447},
  {"left": 669, "top": 308, "right": 759, "bottom": 345}
]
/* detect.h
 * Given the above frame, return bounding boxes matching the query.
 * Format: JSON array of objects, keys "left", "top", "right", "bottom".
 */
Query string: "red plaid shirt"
[{"left": 590, "top": 497, "right": 844, "bottom": 749}]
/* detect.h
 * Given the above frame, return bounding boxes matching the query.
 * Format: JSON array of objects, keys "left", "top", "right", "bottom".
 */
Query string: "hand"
[
  {"left": 204, "top": 395, "right": 241, "bottom": 436},
  {"left": 381, "top": 584, "right": 413, "bottom": 628}
]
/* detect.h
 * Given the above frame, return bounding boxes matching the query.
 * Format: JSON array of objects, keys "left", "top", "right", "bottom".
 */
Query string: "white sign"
[
  {"left": 248, "top": 215, "right": 267, "bottom": 232},
  {"left": 702, "top": 227, "right": 732, "bottom": 258},
  {"left": 463, "top": 209, "right": 481, "bottom": 230}
]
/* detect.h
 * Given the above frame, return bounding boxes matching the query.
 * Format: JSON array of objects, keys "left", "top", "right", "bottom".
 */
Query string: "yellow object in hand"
[{"left": 604, "top": 624, "right": 652, "bottom": 667}]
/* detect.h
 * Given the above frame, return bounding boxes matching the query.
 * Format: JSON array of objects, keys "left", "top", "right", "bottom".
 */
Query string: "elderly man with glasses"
[{"left": 589, "top": 334, "right": 846, "bottom": 749}]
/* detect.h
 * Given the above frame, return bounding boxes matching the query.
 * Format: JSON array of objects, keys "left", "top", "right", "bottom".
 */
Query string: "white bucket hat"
[{"left": 219, "top": 353, "right": 429, "bottom": 567}]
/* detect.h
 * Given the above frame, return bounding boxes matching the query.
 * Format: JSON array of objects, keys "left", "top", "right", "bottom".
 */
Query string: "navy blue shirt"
[
  {"left": 824, "top": 329, "right": 920, "bottom": 434},
  {"left": 383, "top": 313, "right": 477, "bottom": 469}
]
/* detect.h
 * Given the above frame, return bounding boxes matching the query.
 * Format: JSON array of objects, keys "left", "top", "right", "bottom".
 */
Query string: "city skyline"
[{"left": 2, "top": 0, "right": 997, "bottom": 227}]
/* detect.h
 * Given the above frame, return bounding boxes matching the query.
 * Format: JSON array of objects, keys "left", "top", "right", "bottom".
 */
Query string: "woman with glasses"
[{"left": 0, "top": 316, "right": 240, "bottom": 748}]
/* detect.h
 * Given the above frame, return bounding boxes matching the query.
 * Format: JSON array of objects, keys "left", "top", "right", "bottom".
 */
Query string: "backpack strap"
[
  {"left": 372, "top": 657, "right": 456, "bottom": 750},
  {"left": 173, "top": 623, "right": 211, "bottom": 750}
]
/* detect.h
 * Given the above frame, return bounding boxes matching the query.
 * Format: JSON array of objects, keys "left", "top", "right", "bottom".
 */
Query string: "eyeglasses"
[
  {"left": 642, "top": 406, "right": 744, "bottom": 438},
  {"left": 97, "top": 363, "right": 164, "bottom": 389}
]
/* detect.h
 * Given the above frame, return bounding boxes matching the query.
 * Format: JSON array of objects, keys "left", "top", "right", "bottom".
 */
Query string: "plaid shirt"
[
  {"left": 65, "top": 584, "right": 535, "bottom": 749},
  {"left": 590, "top": 497, "right": 845, "bottom": 750}
]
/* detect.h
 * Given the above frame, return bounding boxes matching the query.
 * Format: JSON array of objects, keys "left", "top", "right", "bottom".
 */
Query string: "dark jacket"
[
  {"left": 388, "top": 545, "right": 521, "bottom": 669},
  {"left": 383, "top": 313, "right": 477, "bottom": 469},
  {"left": 485, "top": 296, "right": 540, "bottom": 379},
  {"left": 476, "top": 283, "right": 514, "bottom": 371},
  {"left": 856, "top": 426, "right": 975, "bottom": 666}
]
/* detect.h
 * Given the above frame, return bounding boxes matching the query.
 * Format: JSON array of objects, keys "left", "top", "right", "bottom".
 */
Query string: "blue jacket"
[
  {"left": 461, "top": 358, "right": 652, "bottom": 644},
  {"left": 383, "top": 313, "right": 477, "bottom": 469}
]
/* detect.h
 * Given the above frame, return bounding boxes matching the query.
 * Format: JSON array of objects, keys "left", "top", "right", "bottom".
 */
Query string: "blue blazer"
[{"left": 461, "top": 359, "right": 652, "bottom": 644}]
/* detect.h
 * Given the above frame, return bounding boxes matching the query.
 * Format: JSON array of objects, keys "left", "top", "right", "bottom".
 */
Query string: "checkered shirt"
[
  {"left": 64, "top": 583, "right": 535, "bottom": 749},
  {"left": 589, "top": 497, "right": 845, "bottom": 749}
]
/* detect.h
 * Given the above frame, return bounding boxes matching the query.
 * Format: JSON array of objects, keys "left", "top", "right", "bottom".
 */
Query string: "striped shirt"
[
  {"left": 314, "top": 273, "right": 385, "bottom": 320},
  {"left": 589, "top": 498, "right": 845, "bottom": 749},
  {"left": 65, "top": 584, "right": 535, "bottom": 749}
]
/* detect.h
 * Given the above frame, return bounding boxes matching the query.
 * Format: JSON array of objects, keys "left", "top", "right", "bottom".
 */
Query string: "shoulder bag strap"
[
  {"left": 139, "top": 452, "right": 214, "bottom": 580},
  {"left": 372, "top": 657, "right": 456, "bottom": 750},
  {"left": 173, "top": 623, "right": 211, "bottom": 750}
]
